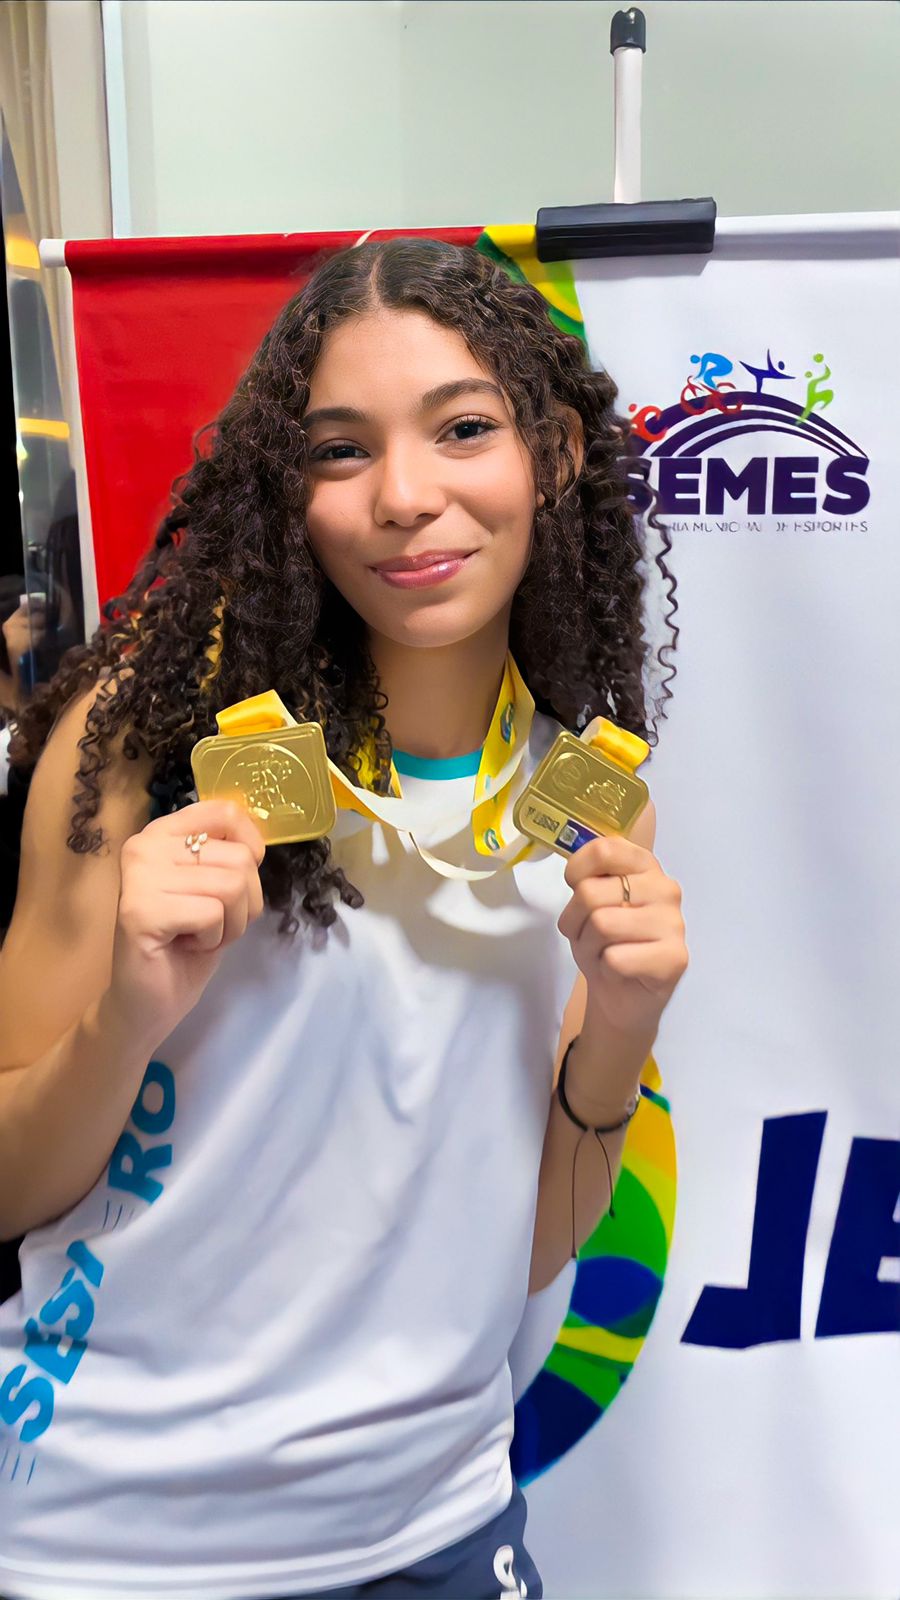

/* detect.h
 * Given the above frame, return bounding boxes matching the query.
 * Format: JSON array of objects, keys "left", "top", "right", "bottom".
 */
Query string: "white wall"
[{"left": 105, "top": 0, "right": 900, "bottom": 238}]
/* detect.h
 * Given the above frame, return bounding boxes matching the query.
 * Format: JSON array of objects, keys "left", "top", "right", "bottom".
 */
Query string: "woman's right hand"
[{"left": 108, "top": 799, "right": 267, "bottom": 1048}]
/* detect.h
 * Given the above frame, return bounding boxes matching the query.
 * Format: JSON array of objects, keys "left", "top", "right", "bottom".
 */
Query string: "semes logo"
[{"left": 622, "top": 346, "right": 870, "bottom": 524}]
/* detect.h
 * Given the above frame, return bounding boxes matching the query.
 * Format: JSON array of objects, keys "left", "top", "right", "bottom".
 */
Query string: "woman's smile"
[{"left": 370, "top": 551, "right": 476, "bottom": 589}]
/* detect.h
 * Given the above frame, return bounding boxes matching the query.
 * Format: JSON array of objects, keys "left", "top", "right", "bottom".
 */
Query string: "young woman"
[{"left": 0, "top": 237, "right": 687, "bottom": 1599}]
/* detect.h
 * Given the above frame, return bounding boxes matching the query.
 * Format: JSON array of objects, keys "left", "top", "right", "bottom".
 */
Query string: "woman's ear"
[{"left": 559, "top": 403, "right": 585, "bottom": 484}]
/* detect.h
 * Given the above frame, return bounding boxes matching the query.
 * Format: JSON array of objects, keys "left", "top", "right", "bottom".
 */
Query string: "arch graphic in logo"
[{"left": 623, "top": 348, "right": 870, "bottom": 523}]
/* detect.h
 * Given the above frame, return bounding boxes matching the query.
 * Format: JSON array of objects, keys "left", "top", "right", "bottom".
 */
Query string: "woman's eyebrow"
[{"left": 301, "top": 379, "right": 505, "bottom": 431}]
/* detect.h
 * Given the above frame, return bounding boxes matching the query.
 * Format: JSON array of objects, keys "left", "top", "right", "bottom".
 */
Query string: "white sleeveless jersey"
[{"left": 0, "top": 709, "right": 579, "bottom": 1600}]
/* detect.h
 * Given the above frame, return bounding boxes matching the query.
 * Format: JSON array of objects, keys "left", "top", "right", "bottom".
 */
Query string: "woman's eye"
[
  {"left": 311, "top": 416, "right": 497, "bottom": 462},
  {"left": 448, "top": 415, "right": 497, "bottom": 444},
  {"left": 312, "top": 442, "right": 365, "bottom": 462}
]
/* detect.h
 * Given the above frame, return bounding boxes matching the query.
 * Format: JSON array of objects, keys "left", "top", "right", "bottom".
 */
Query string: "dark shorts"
[{"left": 271, "top": 1480, "right": 544, "bottom": 1599}]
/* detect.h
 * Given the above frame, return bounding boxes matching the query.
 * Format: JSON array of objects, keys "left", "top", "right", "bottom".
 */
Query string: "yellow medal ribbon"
[
  {"left": 204, "top": 652, "right": 538, "bottom": 882},
  {"left": 193, "top": 649, "right": 652, "bottom": 878}
]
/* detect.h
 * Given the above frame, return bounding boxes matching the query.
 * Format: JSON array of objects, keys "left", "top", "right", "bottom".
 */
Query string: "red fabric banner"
[{"left": 67, "top": 229, "right": 481, "bottom": 609}]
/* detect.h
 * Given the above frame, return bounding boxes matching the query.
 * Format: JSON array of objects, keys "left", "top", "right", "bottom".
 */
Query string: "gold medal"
[
  {"left": 512, "top": 721, "right": 650, "bottom": 855},
  {"left": 189, "top": 676, "right": 648, "bottom": 868},
  {"left": 190, "top": 722, "right": 336, "bottom": 845}
]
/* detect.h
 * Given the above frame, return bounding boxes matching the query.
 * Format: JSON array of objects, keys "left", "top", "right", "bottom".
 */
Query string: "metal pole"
[{"left": 611, "top": 7, "right": 646, "bottom": 205}]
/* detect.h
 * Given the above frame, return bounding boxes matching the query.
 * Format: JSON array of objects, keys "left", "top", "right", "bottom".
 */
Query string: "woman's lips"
[{"left": 372, "top": 553, "right": 474, "bottom": 589}]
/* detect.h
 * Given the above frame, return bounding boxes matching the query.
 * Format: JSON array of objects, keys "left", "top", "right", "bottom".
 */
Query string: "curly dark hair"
[{"left": 8, "top": 236, "right": 679, "bottom": 939}]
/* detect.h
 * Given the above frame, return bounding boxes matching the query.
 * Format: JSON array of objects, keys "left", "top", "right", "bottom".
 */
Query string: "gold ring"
[
  {"left": 620, "top": 873, "right": 631, "bottom": 904},
  {"left": 185, "top": 831, "right": 208, "bottom": 862}
]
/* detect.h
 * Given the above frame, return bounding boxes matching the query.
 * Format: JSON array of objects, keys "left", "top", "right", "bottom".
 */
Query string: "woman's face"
[{"left": 301, "top": 308, "right": 543, "bottom": 652}]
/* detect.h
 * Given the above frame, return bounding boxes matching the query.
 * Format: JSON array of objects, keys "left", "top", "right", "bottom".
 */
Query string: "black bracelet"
[
  {"left": 557, "top": 1036, "right": 642, "bottom": 1133},
  {"left": 558, "top": 1036, "right": 642, "bottom": 1247}
]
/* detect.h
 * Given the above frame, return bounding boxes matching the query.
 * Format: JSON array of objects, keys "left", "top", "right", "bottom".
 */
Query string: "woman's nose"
[{"left": 372, "top": 447, "right": 446, "bottom": 522}]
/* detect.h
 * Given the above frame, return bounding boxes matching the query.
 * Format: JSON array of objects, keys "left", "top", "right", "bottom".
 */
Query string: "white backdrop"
[{"left": 509, "top": 212, "right": 900, "bottom": 1600}]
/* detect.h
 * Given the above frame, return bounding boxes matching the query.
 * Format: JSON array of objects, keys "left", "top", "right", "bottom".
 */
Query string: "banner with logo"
[
  {"left": 510, "top": 213, "right": 899, "bottom": 1600},
  {"left": 42, "top": 216, "right": 900, "bottom": 1597}
]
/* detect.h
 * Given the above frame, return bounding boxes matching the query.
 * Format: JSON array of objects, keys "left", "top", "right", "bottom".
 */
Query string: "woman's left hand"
[{"left": 556, "top": 832, "right": 689, "bottom": 1041}]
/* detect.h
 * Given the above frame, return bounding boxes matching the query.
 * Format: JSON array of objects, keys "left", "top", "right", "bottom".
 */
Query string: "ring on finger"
[{"left": 184, "top": 830, "right": 208, "bottom": 863}]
